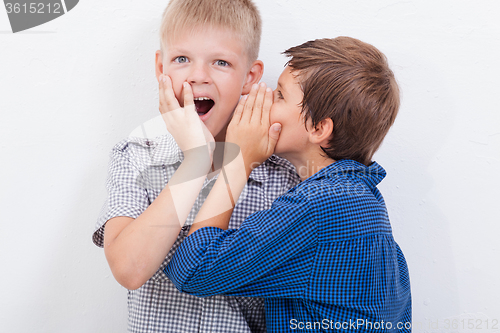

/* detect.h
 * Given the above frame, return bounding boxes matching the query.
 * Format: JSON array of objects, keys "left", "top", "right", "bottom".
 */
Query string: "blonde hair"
[{"left": 159, "top": 0, "right": 262, "bottom": 62}]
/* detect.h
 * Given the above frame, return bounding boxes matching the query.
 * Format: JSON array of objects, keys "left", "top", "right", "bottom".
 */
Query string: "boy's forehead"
[
  {"left": 163, "top": 26, "right": 250, "bottom": 65},
  {"left": 280, "top": 67, "right": 302, "bottom": 86},
  {"left": 165, "top": 25, "right": 242, "bottom": 47}
]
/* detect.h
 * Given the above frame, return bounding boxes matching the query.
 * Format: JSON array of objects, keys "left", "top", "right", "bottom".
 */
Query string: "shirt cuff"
[{"left": 164, "top": 226, "right": 226, "bottom": 292}]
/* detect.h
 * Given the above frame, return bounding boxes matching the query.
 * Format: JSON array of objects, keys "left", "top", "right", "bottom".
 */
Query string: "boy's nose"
[{"left": 187, "top": 64, "right": 212, "bottom": 85}]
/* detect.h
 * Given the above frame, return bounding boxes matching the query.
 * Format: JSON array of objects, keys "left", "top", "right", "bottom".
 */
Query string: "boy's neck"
[
  {"left": 282, "top": 150, "right": 336, "bottom": 182},
  {"left": 214, "top": 125, "right": 228, "bottom": 142},
  {"left": 207, "top": 125, "right": 228, "bottom": 178}
]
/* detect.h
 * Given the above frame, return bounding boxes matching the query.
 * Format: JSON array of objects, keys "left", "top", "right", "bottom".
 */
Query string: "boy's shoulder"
[
  {"left": 265, "top": 160, "right": 393, "bottom": 245},
  {"left": 111, "top": 115, "right": 183, "bottom": 168}
]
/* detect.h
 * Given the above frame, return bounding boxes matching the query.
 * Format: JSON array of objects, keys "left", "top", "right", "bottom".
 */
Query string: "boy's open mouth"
[{"left": 194, "top": 97, "right": 215, "bottom": 116}]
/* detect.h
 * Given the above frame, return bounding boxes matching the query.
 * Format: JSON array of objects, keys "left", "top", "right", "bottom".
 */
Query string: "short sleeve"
[
  {"left": 165, "top": 189, "right": 317, "bottom": 298},
  {"left": 92, "top": 141, "right": 150, "bottom": 247}
]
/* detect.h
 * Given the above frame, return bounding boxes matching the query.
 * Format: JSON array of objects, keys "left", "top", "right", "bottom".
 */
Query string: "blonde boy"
[{"left": 93, "top": 0, "right": 300, "bottom": 332}]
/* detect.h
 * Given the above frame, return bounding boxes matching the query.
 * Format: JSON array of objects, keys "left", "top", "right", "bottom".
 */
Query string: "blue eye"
[
  {"left": 174, "top": 56, "right": 188, "bottom": 63},
  {"left": 215, "top": 60, "right": 229, "bottom": 67}
]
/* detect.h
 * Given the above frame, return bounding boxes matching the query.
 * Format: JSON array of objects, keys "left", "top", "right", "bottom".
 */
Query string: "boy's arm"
[
  {"left": 104, "top": 78, "right": 214, "bottom": 290},
  {"left": 186, "top": 152, "right": 247, "bottom": 235},
  {"left": 188, "top": 83, "right": 280, "bottom": 236},
  {"left": 165, "top": 189, "right": 315, "bottom": 298}
]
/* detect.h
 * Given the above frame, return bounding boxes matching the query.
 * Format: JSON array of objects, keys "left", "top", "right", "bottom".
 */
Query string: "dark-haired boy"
[{"left": 163, "top": 36, "right": 411, "bottom": 332}]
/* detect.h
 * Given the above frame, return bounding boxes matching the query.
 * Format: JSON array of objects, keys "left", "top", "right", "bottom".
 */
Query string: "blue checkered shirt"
[{"left": 165, "top": 160, "right": 412, "bottom": 332}]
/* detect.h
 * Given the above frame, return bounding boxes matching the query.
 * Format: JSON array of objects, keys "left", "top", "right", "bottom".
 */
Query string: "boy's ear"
[
  {"left": 155, "top": 50, "right": 164, "bottom": 82},
  {"left": 242, "top": 60, "right": 264, "bottom": 94},
  {"left": 308, "top": 118, "right": 334, "bottom": 146}
]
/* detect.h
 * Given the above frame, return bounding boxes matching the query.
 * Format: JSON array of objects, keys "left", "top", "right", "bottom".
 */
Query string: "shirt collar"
[
  {"left": 200, "top": 158, "right": 275, "bottom": 187},
  {"left": 306, "top": 159, "right": 386, "bottom": 189},
  {"left": 126, "top": 133, "right": 182, "bottom": 166},
  {"left": 127, "top": 115, "right": 183, "bottom": 166},
  {"left": 247, "top": 161, "right": 268, "bottom": 183},
  {"left": 249, "top": 154, "right": 298, "bottom": 183},
  {"left": 151, "top": 134, "right": 183, "bottom": 165}
]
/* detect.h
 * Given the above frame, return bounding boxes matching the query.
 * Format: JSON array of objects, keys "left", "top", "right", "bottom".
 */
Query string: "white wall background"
[{"left": 1, "top": 0, "right": 499, "bottom": 332}]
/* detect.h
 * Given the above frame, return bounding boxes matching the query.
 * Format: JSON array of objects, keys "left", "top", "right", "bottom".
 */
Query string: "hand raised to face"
[
  {"left": 225, "top": 82, "right": 281, "bottom": 177},
  {"left": 159, "top": 75, "right": 215, "bottom": 156}
]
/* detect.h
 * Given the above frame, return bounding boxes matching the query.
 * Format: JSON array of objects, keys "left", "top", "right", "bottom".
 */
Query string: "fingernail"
[
  {"left": 260, "top": 82, "right": 266, "bottom": 88},
  {"left": 252, "top": 84, "right": 258, "bottom": 90},
  {"left": 273, "top": 124, "right": 281, "bottom": 132},
  {"left": 183, "top": 82, "right": 188, "bottom": 88},
  {"left": 244, "top": 95, "right": 248, "bottom": 100},
  {"left": 266, "top": 87, "right": 272, "bottom": 93}
]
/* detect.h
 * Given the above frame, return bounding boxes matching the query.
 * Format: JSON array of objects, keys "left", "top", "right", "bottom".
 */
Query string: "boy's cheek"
[
  {"left": 169, "top": 82, "right": 184, "bottom": 106},
  {"left": 174, "top": 90, "right": 183, "bottom": 107},
  {"left": 161, "top": 69, "right": 181, "bottom": 98}
]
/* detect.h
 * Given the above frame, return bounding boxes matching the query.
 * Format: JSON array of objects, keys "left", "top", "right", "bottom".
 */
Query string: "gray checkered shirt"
[{"left": 93, "top": 132, "right": 300, "bottom": 333}]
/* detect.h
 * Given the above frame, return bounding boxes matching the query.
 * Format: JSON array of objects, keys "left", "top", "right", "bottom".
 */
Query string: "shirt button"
[{"left": 269, "top": 155, "right": 277, "bottom": 161}]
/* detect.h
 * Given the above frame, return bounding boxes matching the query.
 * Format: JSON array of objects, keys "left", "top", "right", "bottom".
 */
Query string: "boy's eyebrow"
[
  {"left": 211, "top": 51, "right": 239, "bottom": 58},
  {"left": 209, "top": 52, "right": 241, "bottom": 63}
]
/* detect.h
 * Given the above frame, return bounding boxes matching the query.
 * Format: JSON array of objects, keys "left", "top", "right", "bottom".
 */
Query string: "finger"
[
  {"left": 159, "top": 74, "right": 167, "bottom": 113},
  {"left": 182, "top": 82, "right": 195, "bottom": 110},
  {"left": 251, "top": 83, "right": 266, "bottom": 124},
  {"left": 261, "top": 87, "right": 273, "bottom": 127},
  {"left": 232, "top": 94, "right": 247, "bottom": 124},
  {"left": 241, "top": 83, "right": 258, "bottom": 123},
  {"left": 267, "top": 123, "right": 282, "bottom": 155},
  {"left": 163, "top": 75, "right": 181, "bottom": 112}
]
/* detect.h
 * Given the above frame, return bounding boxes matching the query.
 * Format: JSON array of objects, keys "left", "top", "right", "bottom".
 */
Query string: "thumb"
[{"left": 267, "top": 123, "right": 281, "bottom": 153}]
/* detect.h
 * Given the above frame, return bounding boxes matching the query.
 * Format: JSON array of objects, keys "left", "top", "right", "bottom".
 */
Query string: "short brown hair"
[
  {"left": 284, "top": 37, "right": 400, "bottom": 166},
  {"left": 160, "top": 0, "right": 262, "bottom": 62}
]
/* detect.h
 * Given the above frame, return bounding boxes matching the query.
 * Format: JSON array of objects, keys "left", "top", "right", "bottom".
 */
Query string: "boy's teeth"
[{"left": 194, "top": 97, "right": 211, "bottom": 101}]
